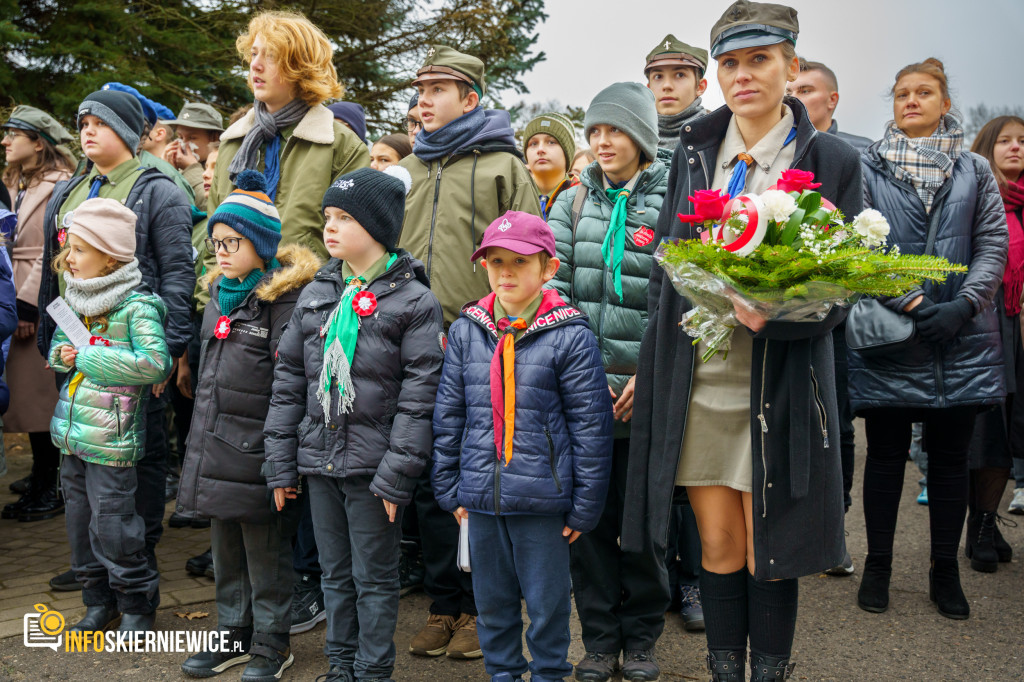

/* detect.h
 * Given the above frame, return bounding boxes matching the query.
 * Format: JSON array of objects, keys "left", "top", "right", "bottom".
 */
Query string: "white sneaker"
[{"left": 1008, "top": 488, "right": 1024, "bottom": 515}]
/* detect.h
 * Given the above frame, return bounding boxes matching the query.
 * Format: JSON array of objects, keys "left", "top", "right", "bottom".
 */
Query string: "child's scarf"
[
  {"left": 490, "top": 315, "right": 528, "bottom": 465},
  {"left": 602, "top": 186, "right": 631, "bottom": 303},
  {"left": 317, "top": 254, "right": 396, "bottom": 420},
  {"left": 218, "top": 264, "right": 272, "bottom": 315}
]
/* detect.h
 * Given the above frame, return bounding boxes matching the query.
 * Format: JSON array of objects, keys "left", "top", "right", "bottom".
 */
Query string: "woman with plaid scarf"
[{"left": 851, "top": 58, "right": 1008, "bottom": 621}]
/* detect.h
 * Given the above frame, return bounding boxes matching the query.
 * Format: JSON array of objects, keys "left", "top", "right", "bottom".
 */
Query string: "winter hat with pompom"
[
  {"left": 208, "top": 170, "right": 282, "bottom": 262},
  {"left": 321, "top": 166, "right": 412, "bottom": 252}
]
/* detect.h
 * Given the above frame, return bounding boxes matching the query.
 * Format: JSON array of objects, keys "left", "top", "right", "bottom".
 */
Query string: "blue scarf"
[{"left": 413, "top": 107, "right": 489, "bottom": 162}]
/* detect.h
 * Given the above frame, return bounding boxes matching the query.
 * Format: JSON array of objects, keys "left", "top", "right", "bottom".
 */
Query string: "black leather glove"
[
  {"left": 914, "top": 297, "right": 974, "bottom": 344},
  {"left": 906, "top": 295, "right": 934, "bottom": 320}
]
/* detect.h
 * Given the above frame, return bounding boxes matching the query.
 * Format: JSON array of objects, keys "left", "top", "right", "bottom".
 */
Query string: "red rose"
[
  {"left": 776, "top": 169, "right": 822, "bottom": 194},
  {"left": 678, "top": 189, "right": 731, "bottom": 224},
  {"left": 214, "top": 316, "right": 232, "bottom": 340},
  {"left": 352, "top": 291, "right": 377, "bottom": 316}
]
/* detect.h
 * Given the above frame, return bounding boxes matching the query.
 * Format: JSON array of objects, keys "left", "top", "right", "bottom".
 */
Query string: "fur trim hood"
[{"left": 202, "top": 244, "right": 322, "bottom": 303}]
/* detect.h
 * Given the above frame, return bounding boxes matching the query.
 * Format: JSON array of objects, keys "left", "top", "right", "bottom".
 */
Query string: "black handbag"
[{"left": 845, "top": 197, "right": 943, "bottom": 357}]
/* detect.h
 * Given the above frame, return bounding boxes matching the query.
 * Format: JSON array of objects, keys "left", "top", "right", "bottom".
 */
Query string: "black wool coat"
[{"left": 624, "top": 98, "right": 863, "bottom": 581}]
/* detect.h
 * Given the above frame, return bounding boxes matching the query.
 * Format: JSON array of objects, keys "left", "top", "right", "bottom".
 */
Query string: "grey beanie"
[{"left": 584, "top": 82, "right": 659, "bottom": 163}]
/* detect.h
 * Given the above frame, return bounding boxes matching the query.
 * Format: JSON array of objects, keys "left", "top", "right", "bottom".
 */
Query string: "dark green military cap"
[
  {"left": 645, "top": 35, "right": 709, "bottom": 77},
  {"left": 166, "top": 102, "right": 224, "bottom": 132},
  {"left": 413, "top": 45, "right": 486, "bottom": 98},
  {"left": 2, "top": 105, "right": 73, "bottom": 146},
  {"left": 709, "top": 0, "right": 799, "bottom": 59}
]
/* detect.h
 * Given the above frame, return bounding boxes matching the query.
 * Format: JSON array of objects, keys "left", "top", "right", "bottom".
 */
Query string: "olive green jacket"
[
  {"left": 398, "top": 145, "right": 542, "bottom": 325},
  {"left": 207, "top": 104, "right": 370, "bottom": 266},
  {"left": 49, "top": 291, "right": 173, "bottom": 466}
]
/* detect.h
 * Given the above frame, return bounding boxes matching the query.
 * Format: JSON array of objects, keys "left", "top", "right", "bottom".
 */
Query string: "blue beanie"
[
  {"left": 208, "top": 171, "right": 282, "bottom": 262},
  {"left": 327, "top": 102, "right": 367, "bottom": 143}
]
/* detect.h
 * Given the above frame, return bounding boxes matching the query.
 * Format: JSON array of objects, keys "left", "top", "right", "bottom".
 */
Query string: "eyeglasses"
[
  {"left": 2, "top": 130, "right": 27, "bottom": 140},
  {"left": 205, "top": 236, "right": 247, "bottom": 254},
  {"left": 405, "top": 118, "right": 423, "bottom": 132}
]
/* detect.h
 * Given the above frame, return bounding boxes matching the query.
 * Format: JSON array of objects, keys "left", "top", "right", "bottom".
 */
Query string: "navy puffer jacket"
[
  {"left": 850, "top": 147, "right": 1007, "bottom": 410},
  {"left": 431, "top": 290, "right": 614, "bottom": 533}
]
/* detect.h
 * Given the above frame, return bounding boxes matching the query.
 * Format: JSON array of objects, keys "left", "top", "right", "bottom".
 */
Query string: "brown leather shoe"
[
  {"left": 409, "top": 613, "right": 456, "bottom": 656},
  {"left": 446, "top": 613, "right": 483, "bottom": 659}
]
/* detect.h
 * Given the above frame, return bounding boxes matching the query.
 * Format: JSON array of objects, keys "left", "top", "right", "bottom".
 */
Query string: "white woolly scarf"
[{"left": 63, "top": 259, "right": 143, "bottom": 318}]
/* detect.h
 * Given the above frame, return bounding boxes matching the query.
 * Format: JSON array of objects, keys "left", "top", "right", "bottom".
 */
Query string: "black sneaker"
[
  {"left": 315, "top": 665, "right": 353, "bottom": 682},
  {"left": 181, "top": 625, "right": 253, "bottom": 678},
  {"left": 49, "top": 568, "right": 83, "bottom": 592},
  {"left": 241, "top": 633, "right": 293, "bottom": 682},
  {"left": 679, "top": 585, "right": 705, "bottom": 632},
  {"left": 399, "top": 542, "right": 425, "bottom": 597},
  {"left": 574, "top": 651, "right": 619, "bottom": 681},
  {"left": 186, "top": 548, "right": 215, "bottom": 578},
  {"left": 824, "top": 549, "right": 855, "bottom": 577},
  {"left": 622, "top": 649, "right": 660, "bottom": 682},
  {"left": 289, "top": 573, "right": 326, "bottom": 634}
]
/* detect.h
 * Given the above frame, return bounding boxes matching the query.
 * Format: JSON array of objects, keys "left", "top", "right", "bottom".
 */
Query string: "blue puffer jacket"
[
  {"left": 850, "top": 146, "right": 1008, "bottom": 410},
  {"left": 432, "top": 289, "right": 614, "bottom": 533}
]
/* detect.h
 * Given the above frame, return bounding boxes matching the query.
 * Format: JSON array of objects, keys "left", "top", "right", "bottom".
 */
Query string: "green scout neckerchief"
[
  {"left": 602, "top": 187, "right": 631, "bottom": 302},
  {"left": 317, "top": 253, "right": 397, "bottom": 419}
]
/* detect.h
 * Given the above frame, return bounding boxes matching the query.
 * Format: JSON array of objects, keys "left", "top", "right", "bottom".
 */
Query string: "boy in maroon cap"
[{"left": 431, "top": 210, "right": 614, "bottom": 682}]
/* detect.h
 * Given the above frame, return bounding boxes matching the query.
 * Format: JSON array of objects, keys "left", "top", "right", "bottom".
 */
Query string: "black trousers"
[
  {"left": 570, "top": 439, "right": 669, "bottom": 653},
  {"left": 413, "top": 468, "right": 475, "bottom": 616},
  {"left": 137, "top": 392, "right": 169, "bottom": 559},
  {"left": 666, "top": 488, "right": 702, "bottom": 593},
  {"left": 832, "top": 324, "right": 857, "bottom": 511},
  {"left": 862, "top": 406, "right": 977, "bottom": 561}
]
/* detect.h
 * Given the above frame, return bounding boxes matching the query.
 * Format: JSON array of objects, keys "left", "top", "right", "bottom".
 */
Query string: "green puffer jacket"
[
  {"left": 548, "top": 160, "right": 668, "bottom": 398},
  {"left": 49, "top": 291, "right": 173, "bottom": 467},
  {"left": 398, "top": 142, "right": 542, "bottom": 326},
  {"left": 207, "top": 104, "right": 370, "bottom": 265}
]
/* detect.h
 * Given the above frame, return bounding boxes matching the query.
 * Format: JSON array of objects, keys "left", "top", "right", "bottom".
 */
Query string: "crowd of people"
[{"left": 0, "top": 1, "right": 1021, "bottom": 681}]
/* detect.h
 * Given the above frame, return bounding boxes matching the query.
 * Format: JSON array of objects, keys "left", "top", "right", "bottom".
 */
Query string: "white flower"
[
  {"left": 760, "top": 190, "right": 798, "bottom": 223},
  {"left": 853, "top": 208, "right": 890, "bottom": 247}
]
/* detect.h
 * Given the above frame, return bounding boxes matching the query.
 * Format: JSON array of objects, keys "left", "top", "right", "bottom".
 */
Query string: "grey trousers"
[
  {"left": 211, "top": 518, "right": 294, "bottom": 635},
  {"left": 308, "top": 474, "right": 402, "bottom": 679},
  {"left": 61, "top": 454, "right": 159, "bottom": 614}
]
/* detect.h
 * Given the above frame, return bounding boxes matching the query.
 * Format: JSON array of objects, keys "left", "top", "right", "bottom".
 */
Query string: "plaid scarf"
[{"left": 878, "top": 114, "right": 963, "bottom": 212}]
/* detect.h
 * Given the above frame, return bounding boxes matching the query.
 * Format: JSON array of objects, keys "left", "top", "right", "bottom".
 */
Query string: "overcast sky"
[{"left": 512, "top": 0, "right": 1023, "bottom": 140}]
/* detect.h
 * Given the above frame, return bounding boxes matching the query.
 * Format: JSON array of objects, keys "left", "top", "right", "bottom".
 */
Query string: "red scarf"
[{"left": 1001, "top": 178, "right": 1024, "bottom": 316}]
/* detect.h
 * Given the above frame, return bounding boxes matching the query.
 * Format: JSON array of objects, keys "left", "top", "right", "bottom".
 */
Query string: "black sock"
[
  {"left": 700, "top": 567, "right": 748, "bottom": 651},
  {"left": 747, "top": 575, "right": 798, "bottom": 658}
]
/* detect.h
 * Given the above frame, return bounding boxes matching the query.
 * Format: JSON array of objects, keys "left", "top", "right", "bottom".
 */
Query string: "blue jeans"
[
  {"left": 469, "top": 512, "right": 572, "bottom": 682},
  {"left": 308, "top": 474, "right": 402, "bottom": 679}
]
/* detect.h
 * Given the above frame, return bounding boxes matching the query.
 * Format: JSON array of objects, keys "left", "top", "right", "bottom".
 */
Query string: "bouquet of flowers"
[{"left": 657, "top": 169, "right": 967, "bottom": 361}]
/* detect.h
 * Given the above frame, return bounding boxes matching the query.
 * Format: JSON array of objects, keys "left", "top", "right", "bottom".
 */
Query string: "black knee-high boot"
[
  {"left": 700, "top": 567, "right": 747, "bottom": 681},
  {"left": 747, "top": 575, "right": 798, "bottom": 681}
]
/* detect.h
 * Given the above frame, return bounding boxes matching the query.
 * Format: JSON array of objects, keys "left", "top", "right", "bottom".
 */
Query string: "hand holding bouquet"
[{"left": 658, "top": 170, "right": 966, "bottom": 361}]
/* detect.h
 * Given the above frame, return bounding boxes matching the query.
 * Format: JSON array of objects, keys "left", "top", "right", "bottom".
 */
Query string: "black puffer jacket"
[
  {"left": 849, "top": 147, "right": 1007, "bottom": 411},
  {"left": 263, "top": 252, "right": 444, "bottom": 505},
  {"left": 37, "top": 167, "right": 195, "bottom": 358},
  {"left": 176, "top": 246, "right": 320, "bottom": 524},
  {"left": 624, "top": 98, "right": 863, "bottom": 581}
]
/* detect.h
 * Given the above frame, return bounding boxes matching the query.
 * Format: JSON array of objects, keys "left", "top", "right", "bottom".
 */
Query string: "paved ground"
[{"left": 0, "top": 426, "right": 1021, "bottom": 681}]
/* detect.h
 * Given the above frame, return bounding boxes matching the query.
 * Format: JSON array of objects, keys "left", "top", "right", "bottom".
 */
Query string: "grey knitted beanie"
[{"left": 584, "top": 82, "right": 659, "bottom": 163}]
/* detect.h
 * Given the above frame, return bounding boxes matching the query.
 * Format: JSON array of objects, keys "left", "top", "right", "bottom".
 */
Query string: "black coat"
[
  {"left": 176, "top": 246, "right": 320, "bottom": 524},
  {"left": 624, "top": 98, "right": 863, "bottom": 581},
  {"left": 37, "top": 167, "right": 195, "bottom": 359},
  {"left": 849, "top": 147, "right": 1007, "bottom": 411},
  {"left": 262, "top": 251, "right": 444, "bottom": 506}
]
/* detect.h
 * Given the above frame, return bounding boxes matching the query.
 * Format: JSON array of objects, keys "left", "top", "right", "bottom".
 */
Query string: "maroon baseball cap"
[{"left": 470, "top": 211, "right": 557, "bottom": 262}]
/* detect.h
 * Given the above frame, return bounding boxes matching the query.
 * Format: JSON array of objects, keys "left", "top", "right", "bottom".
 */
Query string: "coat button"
[
  {"left": 242, "top": 442, "right": 249, "bottom": 448},
  {"left": 390, "top": 283, "right": 396, "bottom": 288},
  {"left": 688, "top": 158, "right": 695, "bottom": 165},
  {"left": 405, "top": 273, "right": 411, "bottom": 278},
  {"left": 687, "top": 145, "right": 694, "bottom": 150},
  {"left": 684, "top": 125, "right": 692, "bottom": 132},
  {"left": 764, "top": 403, "right": 770, "bottom": 409},
  {"left": 326, "top": 463, "right": 333, "bottom": 472},
  {"left": 770, "top": 559, "right": 775, "bottom": 565},
  {"left": 767, "top": 482, "right": 773, "bottom": 488}
]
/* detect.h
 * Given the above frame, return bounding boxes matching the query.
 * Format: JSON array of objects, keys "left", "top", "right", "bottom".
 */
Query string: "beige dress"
[{"left": 674, "top": 105, "right": 797, "bottom": 492}]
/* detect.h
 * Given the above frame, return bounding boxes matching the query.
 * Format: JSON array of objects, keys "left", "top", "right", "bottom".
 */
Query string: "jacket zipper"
[
  {"left": 63, "top": 376, "right": 79, "bottom": 453},
  {"left": 425, "top": 161, "right": 445, "bottom": 279},
  {"left": 809, "top": 367, "right": 829, "bottom": 449},
  {"left": 545, "top": 428, "right": 562, "bottom": 492},
  {"left": 758, "top": 342, "right": 769, "bottom": 519},
  {"left": 114, "top": 399, "right": 123, "bottom": 440},
  {"left": 493, "top": 455, "right": 502, "bottom": 515}
]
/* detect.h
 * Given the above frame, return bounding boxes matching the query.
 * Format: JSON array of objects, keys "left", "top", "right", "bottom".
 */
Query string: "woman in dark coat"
[
  {"left": 625, "top": 2, "right": 862, "bottom": 680},
  {"left": 962, "top": 115, "right": 1024, "bottom": 570},
  {"left": 850, "top": 59, "right": 1006, "bottom": 621}
]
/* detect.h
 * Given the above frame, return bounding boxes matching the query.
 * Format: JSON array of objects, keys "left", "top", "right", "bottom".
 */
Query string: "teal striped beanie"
[{"left": 208, "top": 170, "right": 282, "bottom": 262}]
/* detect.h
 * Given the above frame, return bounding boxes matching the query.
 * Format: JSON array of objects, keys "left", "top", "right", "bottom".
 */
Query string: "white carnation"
[
  {"left": 760, "top": 190, "right": 798, "bottom": 223},
  {"left": 853, "top": 208, "right": 890, "bottom": 247}
]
